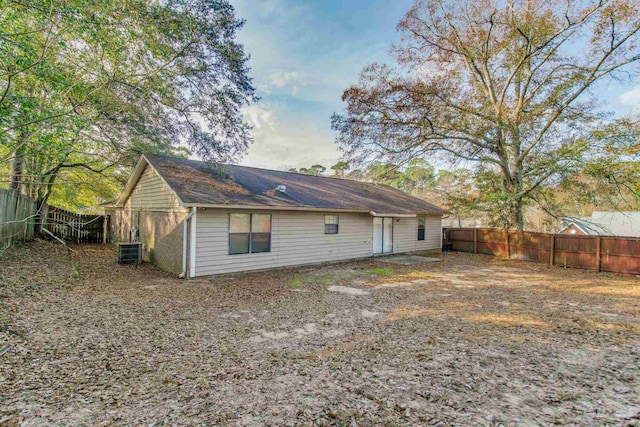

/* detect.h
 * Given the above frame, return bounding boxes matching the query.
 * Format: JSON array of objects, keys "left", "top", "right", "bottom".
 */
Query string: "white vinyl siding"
[
  {"left": 392, "top": 216, "right": 441, "bottom": 253},
  {"left": 194, "top": 209, "right": 443, "bottom": 276},
  {"left": 195, "top": 210, "right": 372, "bottom": 276},
  {"left": 126, "top": 165, "right": 180, "bottom": 211}
]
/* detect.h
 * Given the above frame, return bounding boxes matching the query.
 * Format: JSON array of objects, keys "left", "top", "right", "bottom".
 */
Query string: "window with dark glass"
[
  {"left": 325, "top": 214, "right": 339, "bottom": 234},
  {"left": 417, "top": 216, "right": 425, "bottom": 241},
  {"left": 250, "top": 214, "right": 271, "bottom": 253},
  {"left": 229, "top": 213, "right": 271, "bottom": 255}
]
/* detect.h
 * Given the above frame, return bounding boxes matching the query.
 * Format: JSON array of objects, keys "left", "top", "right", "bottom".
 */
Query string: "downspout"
[{"left": 179, "top": 207, "right": 197, "bottom": 278}]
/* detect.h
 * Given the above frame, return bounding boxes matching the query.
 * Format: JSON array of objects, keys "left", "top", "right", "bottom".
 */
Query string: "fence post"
[
  {"left": 549, "top": 234, "right": 555, "bottom": 266},
  {"left": 506, "top": 229, "right": 511, "bottom": 259},
  {"left": 473, "top": 228, "right": 478, "bottom": 253},
  {"left": 595, "top": 236, "right": 601, "bottom": 272}
]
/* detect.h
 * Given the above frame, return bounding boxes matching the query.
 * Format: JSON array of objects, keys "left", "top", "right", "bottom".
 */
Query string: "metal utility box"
[{"left": 117, "top": 242, "right": 143, "bottom": 264}]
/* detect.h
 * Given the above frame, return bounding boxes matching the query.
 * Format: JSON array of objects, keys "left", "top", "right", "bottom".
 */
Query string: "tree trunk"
[
  {"left": 515, "top": 199, "right": 524, "bottom": 231},
  {"left": 35, "top": 166, "right": 61, "bottom": 234},
  {"left": 34, "top": 197, "right": 48, "bottom": 234},
  {"left": 8, "top": 145, "right": 25, "bottom": 192},
  {"left": 502, "top": 148, "right": 525, "bottom": 231}
]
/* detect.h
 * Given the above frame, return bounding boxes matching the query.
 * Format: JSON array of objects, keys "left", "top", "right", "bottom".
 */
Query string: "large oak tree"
[{"left": 332, "top": 0, "right": 640, "bottom": 229}]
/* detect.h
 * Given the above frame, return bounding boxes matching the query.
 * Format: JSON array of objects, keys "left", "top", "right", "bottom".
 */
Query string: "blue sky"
[
  {"left": 232, "top": 0, "right": 415, "bottom": 170},
  {"left": 231, "top": 0, "right": 640, "bottom": 171}
]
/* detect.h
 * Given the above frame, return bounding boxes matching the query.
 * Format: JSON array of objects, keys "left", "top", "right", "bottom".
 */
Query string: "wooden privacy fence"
[
  {"left": 444, "top": 228, "right": 640, "bottom": 275},
  {"left": 0, "top": 188, "right": 106, "bottom": 249},
  {"left": 0, "top": 187, "right": 38, "bottom": 250}
]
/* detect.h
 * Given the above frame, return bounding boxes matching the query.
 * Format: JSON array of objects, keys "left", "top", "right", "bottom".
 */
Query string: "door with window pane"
[{"left": 373, "top": 217, "right": 393, "bottom": 254}]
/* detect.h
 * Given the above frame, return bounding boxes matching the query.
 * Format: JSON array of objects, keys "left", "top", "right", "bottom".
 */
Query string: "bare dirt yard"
[{"left": 1, "top": 240, "right": 639, "bottom": 426}]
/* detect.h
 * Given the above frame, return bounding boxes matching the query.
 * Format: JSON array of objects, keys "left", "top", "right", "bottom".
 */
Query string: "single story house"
[
  {"left": 105, "top": 154, "right": 447, "bottom": 277},
  {"left": 559, "top": 212, "right": 640, "bottom": 237}
]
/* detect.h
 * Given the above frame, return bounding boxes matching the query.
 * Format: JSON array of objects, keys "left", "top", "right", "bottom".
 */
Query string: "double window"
[
  {"left": 325, "top": 215, "right": 339, "bottom": 234},
  {"left": 417, "top": 215, "right": 425, "bottom": 241},
  {"left": 229, "top": 213, "right": 271, "bottom": 255}
]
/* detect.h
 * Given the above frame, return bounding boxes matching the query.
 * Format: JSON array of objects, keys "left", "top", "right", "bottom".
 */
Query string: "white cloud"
[
  {"left": 240, "top": 104, "right": 341, "bottom": 171},
  {"left": 242, "top": 103, "right": 276, "bottom": 131},
  {"left": 619, "top": 86, "right": 640, "bottom": 111},
  {"left": 268, "top": 71, "right": 306, "bottom": 88},
  {"left": 229, "top": 0, "right": 408, "bottom": 170}
]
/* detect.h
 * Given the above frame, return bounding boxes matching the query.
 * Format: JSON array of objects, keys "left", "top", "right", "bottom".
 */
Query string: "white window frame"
[
  {"left": 324, "top": 214, "right": 339, "bottom": 235},
  {"left": 228, "top": 213, "right": 272, "bottom": 255}
]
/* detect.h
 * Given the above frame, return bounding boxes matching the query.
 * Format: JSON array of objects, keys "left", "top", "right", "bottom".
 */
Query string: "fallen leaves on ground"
[{"left": 1, "top": 240, "right": 639, "bottom": 426}]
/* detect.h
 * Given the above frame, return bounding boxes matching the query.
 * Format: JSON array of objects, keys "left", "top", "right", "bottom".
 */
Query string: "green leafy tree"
[
  {"left": 297, "top": 164, "right": 327, "bottom": 176},
  {"left": 365, "top": 163, "right": 404, "bottom": 187},
  {"left": 1, "top": 0, "right": 254, "bottom": 211},
  {"left": 347, "top": 168, "right": 365, "bottom": 181},
  {"left": 330, "top": 160, "right": 349, "bottom": 178},
  {"left": 431, "top": 169, "right": 479, "bottom": 227},
  {"left": 365, "top": 159, "right": 435, "bottom": 193},
  {"left": 404, "top": 158, "right": 436, "bottom": 192},
  {"left": 552, "top": 118, "right": 640, "bottom": 215},
  {"left": 308, "top": 164, "right": 327, "bottom": 176},
  {"left": 332, "top": 0, "right": 640, "bottom": 230}
]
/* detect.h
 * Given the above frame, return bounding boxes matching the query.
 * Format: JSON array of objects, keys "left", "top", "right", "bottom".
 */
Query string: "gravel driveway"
[{"left": 1, "top": 240, "right": 639, "bottom": 426}]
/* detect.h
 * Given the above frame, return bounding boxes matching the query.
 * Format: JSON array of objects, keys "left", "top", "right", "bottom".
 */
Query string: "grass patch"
[
  {"left": 371, "top": 267, "right": 396, "bottom": 276},
  {"left": 287, "top": 277, "right": 304, "bottom": 288},
  {"left": 304, "top": 269, "right": 364, "bottom": 285},
  {"left": 309, "top": 275, "right": 334, "bottom": 284},
  {"left": 70, "top": 262, "right": 80, "bottom": 279}
]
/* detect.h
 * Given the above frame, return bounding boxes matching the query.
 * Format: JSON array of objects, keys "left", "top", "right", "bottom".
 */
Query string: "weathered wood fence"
[
  {"left": 1, "top": 188, "right": 106, "bottom": 250},
  {"left": 444, "top": 228, "right": 640, "bottom": 275},
  {"left": 44, "top": 207, "right": 105, "bottom": 243},
  {"left": 0, "top": 188, "right": 38, "bottom": 250}
]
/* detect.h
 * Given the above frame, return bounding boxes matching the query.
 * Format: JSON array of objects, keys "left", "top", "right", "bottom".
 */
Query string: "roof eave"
[
  {"left": 183, "top": 203, "right": 370, "bottom": 213},
  {"left": 114, "top": 155, "right": 148, "bottom": 207},
  {"left": 182, "top": 203, "right": 445, "bottom": 216},
  {"left": 369, "top": 211, "right": 416, "bottom": 218}
]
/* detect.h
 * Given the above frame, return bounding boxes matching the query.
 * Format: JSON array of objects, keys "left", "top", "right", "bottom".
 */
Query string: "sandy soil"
[{"left": 1, "top": 240, "right": 639, "bottom": 426}]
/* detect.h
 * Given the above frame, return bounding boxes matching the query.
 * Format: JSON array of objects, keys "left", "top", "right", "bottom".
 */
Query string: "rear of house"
[{"left": 105, "top": 154, "right": 446, "bottom": 277}]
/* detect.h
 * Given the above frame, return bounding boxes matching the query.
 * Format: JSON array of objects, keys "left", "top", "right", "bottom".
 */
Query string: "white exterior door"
[
  {"left": 373, "top": 217, "right": 383, "bottom": 254},
  {"left": 372, "top": 217, "right": 393, "bottom": 254},
  {"left": 383, "top": 217, "right": 393, "bottom": 253}
]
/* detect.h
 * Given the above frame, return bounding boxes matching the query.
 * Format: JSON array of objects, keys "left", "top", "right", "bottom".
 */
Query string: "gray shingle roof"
[
  {"left": 144, "top": 154, "right": 446, "bottom": 215},
  {"left": 562, "top": 212, "right": 640, "bottom": 237}
]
